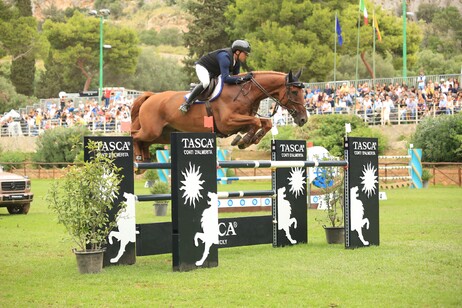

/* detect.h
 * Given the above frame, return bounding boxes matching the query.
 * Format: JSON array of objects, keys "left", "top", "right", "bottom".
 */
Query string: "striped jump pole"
[{"left": 378, "top": 147, "right": 422, "bottom": 188}]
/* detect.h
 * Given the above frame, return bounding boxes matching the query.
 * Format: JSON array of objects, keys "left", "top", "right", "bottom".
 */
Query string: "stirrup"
[{"left": 179, "top": 103, "right": 189, "bottom": 114}]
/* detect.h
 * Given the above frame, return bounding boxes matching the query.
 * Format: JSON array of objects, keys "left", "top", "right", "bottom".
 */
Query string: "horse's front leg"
[
  {"left": 250, "top": 118, "right": 273, "bottom": 146},
  {"left": 223, "top": 114, "right": 262, "bottom": 149}
]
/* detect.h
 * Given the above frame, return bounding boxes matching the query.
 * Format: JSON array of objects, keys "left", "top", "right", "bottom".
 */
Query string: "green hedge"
[
  {"left": 258, "top": 115, "right": 387, "bottom": 157},
  {"left": 33, "top": 126, "right": 91, "bottom": 166},
  {"left": 411, "top": 113, "right": 462, "bottom": 162}
]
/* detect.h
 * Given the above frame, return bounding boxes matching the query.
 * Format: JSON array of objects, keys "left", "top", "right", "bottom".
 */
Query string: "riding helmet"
[{"left": 231, "top": 40, "right": 251, "bottom": 53}]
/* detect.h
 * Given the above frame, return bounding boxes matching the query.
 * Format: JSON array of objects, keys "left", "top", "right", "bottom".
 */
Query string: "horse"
[{"left": 131, "top": 70, "right": 307, "bottom": 162}]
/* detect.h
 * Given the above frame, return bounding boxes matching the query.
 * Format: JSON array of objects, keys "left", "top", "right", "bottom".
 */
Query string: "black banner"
[
  {"left": 344, "top": 137, "right": 380, "bottom": 248},
  {"left": 84, "top": 136, "right": 135, "bottom": 266},
  {"left": 171, "top": 133, "right": 218, "bottom": 271},
  {"left": 272, "top": 140, "right": 307, "bottom": 246},
  {"left": 136, "top": 216, "right": 272, "bottom": 256}
]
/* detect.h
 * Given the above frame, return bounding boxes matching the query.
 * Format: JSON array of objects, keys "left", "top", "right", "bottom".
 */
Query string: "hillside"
[
  {"left": 27, "top": 0, "right": 462, "bottom": 30},
  {"left": 29, "top": 0, "right": 190, "bottom": 32}
]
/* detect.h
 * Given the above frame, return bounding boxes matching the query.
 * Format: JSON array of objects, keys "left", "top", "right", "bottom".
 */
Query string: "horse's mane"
[{"left": 248, "top": 71, "right": 286, "bottom": 77}]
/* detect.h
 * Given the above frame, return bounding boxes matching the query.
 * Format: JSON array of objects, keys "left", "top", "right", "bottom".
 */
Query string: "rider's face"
[{"left": 237, "top": 51, "right": 248, "bottom": 63}]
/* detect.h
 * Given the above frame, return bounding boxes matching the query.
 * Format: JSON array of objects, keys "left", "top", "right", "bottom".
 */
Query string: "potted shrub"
[
  {"left": 150, "top": 181, "right": 170, "bottom": 216},
  {"left": 143, "top": 169, "right": 158, "bottom": 188},
  {"left": 315, "top": 166, "right": 345, "bottom": 244},
  {"left": 421, "top": 168, "right": 432, "bottom": 188},
  {"left": 47, "top": 140, "right": 125, "bottom": 274}
]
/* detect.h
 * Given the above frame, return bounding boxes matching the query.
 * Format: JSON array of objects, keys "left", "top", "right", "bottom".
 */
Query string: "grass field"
[{"left": 1, "top": 179, "right": 461, "bottom": 307}]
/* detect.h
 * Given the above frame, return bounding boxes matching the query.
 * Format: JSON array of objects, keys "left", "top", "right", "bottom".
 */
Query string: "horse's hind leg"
[
  {"left": 141, "top": 143, "right": 151, "bottom": 162},
  {"left": 133, "top": 140, "right": 143, "bottom": 162}
]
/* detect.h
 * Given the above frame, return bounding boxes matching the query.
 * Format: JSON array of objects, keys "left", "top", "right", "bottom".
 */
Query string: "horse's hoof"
[{"left": 231, "top": 135, "right": 242, "bottom": 146}]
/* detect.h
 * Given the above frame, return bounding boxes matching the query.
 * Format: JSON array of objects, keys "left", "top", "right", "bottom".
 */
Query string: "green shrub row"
[
  {"left": 411, "top": 113, "right": 462, "bottom": 162},
  {"left": 258, "top": 115, "right": 388, "bottom": 157}
]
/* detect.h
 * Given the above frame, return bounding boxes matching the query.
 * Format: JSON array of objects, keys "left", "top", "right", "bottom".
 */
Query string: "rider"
[{"left": 178, "top": 39, "right": 253, "bottom": 114}]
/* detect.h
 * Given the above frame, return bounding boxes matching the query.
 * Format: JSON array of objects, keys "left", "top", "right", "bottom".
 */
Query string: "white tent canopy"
[{"left": 1, "top": 109, "right": 21, "bottom": 122}]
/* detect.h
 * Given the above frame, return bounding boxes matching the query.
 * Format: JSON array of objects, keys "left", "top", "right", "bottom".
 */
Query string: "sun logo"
[
  {"left": 288, "top": 167, "right": 306, "bottom": 198},
  {"left": 360, "top": 162, "right": 378, "bottom": 198},
  {"left": 180, "top": 162, "right": 204, "bottom": 208}
]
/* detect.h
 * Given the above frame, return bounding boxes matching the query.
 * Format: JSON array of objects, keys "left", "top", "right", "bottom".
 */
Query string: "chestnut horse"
[{"left": 131, "top": 70, "right": 307, "bottom": 162}]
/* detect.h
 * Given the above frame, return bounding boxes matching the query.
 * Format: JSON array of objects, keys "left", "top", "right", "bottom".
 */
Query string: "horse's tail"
[{"left": 131, "top": 92, "right": 156, "bottom": 123}]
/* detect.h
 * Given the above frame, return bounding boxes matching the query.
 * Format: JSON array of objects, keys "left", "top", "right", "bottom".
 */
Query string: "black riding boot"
[{"left": 179, "top": 84, "right": 205, "bottom": 114}]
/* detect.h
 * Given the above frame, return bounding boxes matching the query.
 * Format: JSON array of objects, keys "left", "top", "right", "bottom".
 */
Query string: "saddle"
[{"left": 187, "top": 76, "right": 223, "bottom": 103}]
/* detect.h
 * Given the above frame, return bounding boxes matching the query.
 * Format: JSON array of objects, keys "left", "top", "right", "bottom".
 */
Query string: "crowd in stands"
[
  {"left": 1, "top": 90, "right": 135, "bottom": 137},
  {"left": 268, "top": 74, "right": 461, "bottom": 126},
  {"left": 1, "top": 74, "right": 461, "bottom": 136},
  {"left": 302, "top": 75, "right": 461, "bottom": 125}
]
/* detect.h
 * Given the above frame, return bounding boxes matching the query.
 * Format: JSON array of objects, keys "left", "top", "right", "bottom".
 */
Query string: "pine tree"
[
  {"left": 182, "top": 0, "right": 232, "bottom": 83},
  {"left": 10, "top": 0, "right": 35, "bottom": 96}
]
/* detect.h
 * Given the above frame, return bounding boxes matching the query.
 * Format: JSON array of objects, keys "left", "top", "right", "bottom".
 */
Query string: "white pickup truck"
[{"left": 0, "top": 170, "right": 33, "bottom": 214}]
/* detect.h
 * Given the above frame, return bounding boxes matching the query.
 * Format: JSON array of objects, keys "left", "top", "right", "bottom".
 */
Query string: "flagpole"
[
  {"left": 334, "top": 12, "right": 338, "bottom": 94},
  {"left": 355, "top": 0, "right": 362, "bottom": 114},
  {"left": 373, "top": 7, "right": 376, "bottom": 87}
]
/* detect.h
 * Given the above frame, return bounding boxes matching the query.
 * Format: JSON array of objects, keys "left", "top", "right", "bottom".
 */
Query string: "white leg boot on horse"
[{"left": 179, "top": 84, "right": 205, "bottom": 114}]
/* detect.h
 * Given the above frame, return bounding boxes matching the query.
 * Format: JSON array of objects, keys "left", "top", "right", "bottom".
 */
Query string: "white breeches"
[{"left": 195, "top": 64, "right": 211, "bottom": 88}]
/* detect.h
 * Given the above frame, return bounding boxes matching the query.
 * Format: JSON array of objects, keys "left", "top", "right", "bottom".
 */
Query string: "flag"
[
  {"left": 336, "top": 15, "right": 343, "bottom": 46},
  {"left": 360, "top": 0, "right": 368, "bottom": 25},
  {"left": 374, "top": 17, "right": 382, "bottom": 42},
  {"left": 204, "top": 116, "right": 214, "bottom": 132}
]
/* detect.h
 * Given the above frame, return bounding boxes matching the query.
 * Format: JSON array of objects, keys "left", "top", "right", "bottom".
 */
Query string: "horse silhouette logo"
[
  {"left": 108, "top": 192, "right": 139, "bottom": 263},
  {"left": 350, "top": 186, "right": 370, "bottom": 245},
  {"left": 194, "top": 192, "right": 219, "bottom": 266},
  {"left": 277, "top": 187, "right": 297, "bottom": 244}
]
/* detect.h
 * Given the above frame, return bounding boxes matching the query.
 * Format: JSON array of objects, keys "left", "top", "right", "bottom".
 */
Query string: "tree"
[
  {"left": 225, "top": 0, "right": 422, "bottom": 81},
  {"left": 0, "top": 0, "right": 46, "bottom": 96},
  {"left": 182, "top": 0, "right": 232, "bottom": 82},
  {"left": 418, "top": 6, "right": 462, "bottom": 64},
  {"left": 41, "top": 11, "right": 140, "bottom": 93},
  {"left": 0, "top": 76, "right": 36, "bottom": 114},
  {"left": 118, "top": 47, "right": 187, "bottom": 92}
]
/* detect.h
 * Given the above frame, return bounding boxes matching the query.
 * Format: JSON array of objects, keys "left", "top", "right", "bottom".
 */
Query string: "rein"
[{"left": 249, "top": 77, "right": 304, "bottom": 117}]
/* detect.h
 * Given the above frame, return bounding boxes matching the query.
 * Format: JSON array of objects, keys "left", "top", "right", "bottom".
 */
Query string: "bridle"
[{"left": 249, "top": 75, "right": 305, "bottom": 117}]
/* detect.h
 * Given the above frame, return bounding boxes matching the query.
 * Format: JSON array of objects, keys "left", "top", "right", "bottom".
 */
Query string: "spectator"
[
  {"left": 339, "top": 82, "right": 349, "bottom": 96},
  {"left": 437, "top": 94, "right": 447, "bottom": 115},
  {"left": 417, "top": 71, "right": 426, "bottom": 90},
  {"left": 417, "top": 97, "right": 428, "bottom": 118},
  {"left": 440, "top": 79, "right": 449, "bottom": 96},
  {"left": 304, "top": 88, "right": 314, "bottom": 107},
  {"left": 382, "top": 94, "right": 394, "bottom": 125},
  {"left": 335, "top": 94, "right": 348, "bottom": 114},
  {"left": 324, "top": 83, "right": 333, "bottom": 97},
  {"left": 273, "top": 106, "right": 286, "bottom": 126},
  {"left": 406, "top": 95, "right": 417, "bottom": 120},
  {"left": 362, "top": 94, "right": 373, "bottom": 116},
  {"left": 446, "top": 94, "right": 454, "bottom": 115},
  {"left": 321, "top": 98, "right": 332, "bottom": 114},
  {"left": 360, "top": 82, "right": 370, "bottom": 97}
]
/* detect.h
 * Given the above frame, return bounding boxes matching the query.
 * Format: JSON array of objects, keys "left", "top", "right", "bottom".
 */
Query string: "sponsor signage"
[
  {"left": 171, "top": 132, "right": 218, "bottom": 271},
  {"left": 84, "top": 136, "right": 135, "bottom": 266},
  {"left": 272, "top": 140, "right": 307, "bottom": 246},
  {"left": 344, "top": 137, "right": 380, "bottom": 248},
  {"left": 79, "top": 90, "right": 98, "bottom": 97}
]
